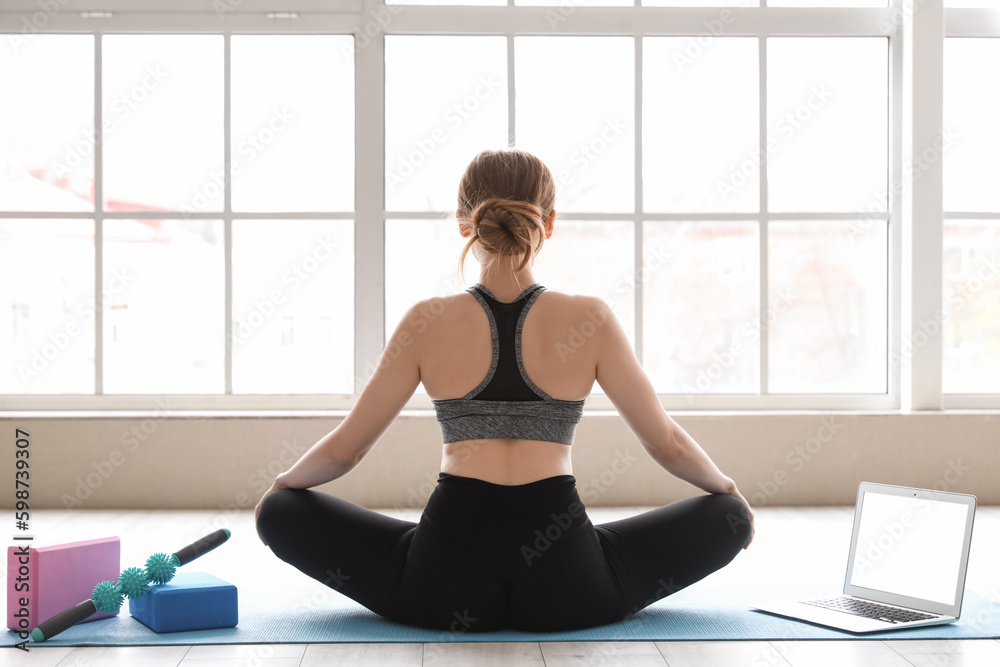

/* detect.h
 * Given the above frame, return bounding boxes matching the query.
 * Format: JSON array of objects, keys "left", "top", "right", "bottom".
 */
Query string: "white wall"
[{"left": 2, "top": 412, "right": 997, "bottom": 513}]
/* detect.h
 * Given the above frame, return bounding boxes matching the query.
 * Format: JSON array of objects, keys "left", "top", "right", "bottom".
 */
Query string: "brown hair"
[{"left": 457, "top": 149, "right": 555, "bottom": 278}]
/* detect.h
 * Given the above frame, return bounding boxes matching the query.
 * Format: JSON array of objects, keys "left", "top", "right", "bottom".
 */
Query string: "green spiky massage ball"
[
  {"left": 117, "top": 566, "right": 150, "bottom": 599},
  {"left": 145, "top": 552, "right": 179, "bottom": 585},
  {"left": 92, "top": 580, "right": 124, "bottom": 613}
]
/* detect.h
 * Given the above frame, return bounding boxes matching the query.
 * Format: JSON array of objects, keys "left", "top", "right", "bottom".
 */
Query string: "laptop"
[{"left": 755, "top": 481, "right": 977, "bottom": 633}]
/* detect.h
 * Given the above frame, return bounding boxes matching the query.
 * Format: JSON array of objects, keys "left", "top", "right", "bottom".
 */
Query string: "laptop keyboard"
[{"left": 803, "top": 597, "right": 939, "bottom": 624}]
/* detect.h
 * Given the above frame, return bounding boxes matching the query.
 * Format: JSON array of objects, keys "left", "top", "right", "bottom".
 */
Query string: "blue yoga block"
[{"left": 129, "top": 571, "right": 238, "bottom": 633}]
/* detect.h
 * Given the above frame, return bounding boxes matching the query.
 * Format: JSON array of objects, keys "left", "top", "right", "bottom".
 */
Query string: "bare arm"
[
  {"left": 255, "top": 300, "right": 425, "bottom": 543},
  {"left": 269, "top": 431, "right": 362, "bottom": 492},
  {"left": 646, "top": 416, "right": 736, "bottom": 495},
  {"left": 590, "top": 297, "right": 754, "bottom": 545},
  {"left": 591, "top": 297, "right": 730, "bottom": 493}
]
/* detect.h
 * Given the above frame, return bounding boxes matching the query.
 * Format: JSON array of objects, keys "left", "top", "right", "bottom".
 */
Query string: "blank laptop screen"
[{"left": 848, "top": 491, "right": 970, "bottom": 606}]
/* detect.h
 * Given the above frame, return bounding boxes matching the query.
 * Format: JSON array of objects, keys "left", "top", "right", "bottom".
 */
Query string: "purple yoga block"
[
  {"left": 129, "top": 571, "right": 238, "bottom": 633},
  {"left": 6, "top": 536, "right": 121, "bottom": 633}
]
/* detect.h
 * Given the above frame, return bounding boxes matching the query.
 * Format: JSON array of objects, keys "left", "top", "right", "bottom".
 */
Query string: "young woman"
[{"left": 255, "top": 148, "right": 754, "bottom": 633}]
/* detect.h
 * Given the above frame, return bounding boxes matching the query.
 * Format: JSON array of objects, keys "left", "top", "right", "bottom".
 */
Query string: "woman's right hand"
[{"left": 728, "top": 486, "right": 755, "bottom": 549}]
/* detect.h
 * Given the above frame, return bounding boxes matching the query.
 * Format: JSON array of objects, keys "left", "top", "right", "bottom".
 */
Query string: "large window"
[
  {"left": 0, "top": 1, "right": 995, "bottom": 411},
  {"left": 382, "top": 27, "right": 891, "bottom": 407},
  {"left": 1, "top": 32, "right": 355, "bottom": 402}
]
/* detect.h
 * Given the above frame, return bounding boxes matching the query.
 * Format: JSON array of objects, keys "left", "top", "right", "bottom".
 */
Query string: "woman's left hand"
[
  {"left": 254, "top": 475, "right": 288, "bottom": 546},
  {"left": 727, "top": 486, "right": 755, "bottom": 549}
]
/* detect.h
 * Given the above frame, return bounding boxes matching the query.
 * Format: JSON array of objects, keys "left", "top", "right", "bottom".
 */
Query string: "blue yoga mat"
[{"left": 11, "top": 585, "right": 999, "bottom": 647}]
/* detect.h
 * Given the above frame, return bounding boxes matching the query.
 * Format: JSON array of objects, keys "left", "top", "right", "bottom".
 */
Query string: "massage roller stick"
[{"left": 30, "top": 528, "right": 231, "bottom": 642}]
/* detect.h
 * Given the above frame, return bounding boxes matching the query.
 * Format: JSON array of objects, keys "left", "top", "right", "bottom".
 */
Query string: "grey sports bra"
[{"left": 431, "top": 283, "right": 586, "bottom": 445}]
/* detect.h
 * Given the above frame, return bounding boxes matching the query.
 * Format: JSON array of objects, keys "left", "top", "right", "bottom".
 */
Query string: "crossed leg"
[{"left": 257, "top": 488, "right": 751, "bottom": 632}]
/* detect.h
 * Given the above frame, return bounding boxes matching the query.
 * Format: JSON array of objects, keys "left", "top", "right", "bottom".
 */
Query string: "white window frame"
[
  {"left": 940, "top": 6, "right": 1000, "bottom": 410},
  {"left": 0, "top": 0, "right": 990, "bottom": 413}
]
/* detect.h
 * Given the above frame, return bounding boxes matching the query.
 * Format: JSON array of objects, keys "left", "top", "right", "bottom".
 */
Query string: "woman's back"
[
  {"left": 419, "top": 284, "right": 604, "bottom": 484},
  {"left": 421, "top": 285, "right": 598, "bottom": 403}
]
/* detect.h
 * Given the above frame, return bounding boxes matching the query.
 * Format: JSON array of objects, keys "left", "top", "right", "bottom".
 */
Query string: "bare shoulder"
[
  {"left": 402, "top": 288, "right": 610, "bottom": 334},
  {"left": 397, "top": 292, "right": 473, "bottom": 336},
  {"left": 538, "top": 288, "right": 605, "bottom": 309},
  {"left": 538, "top": 290, "right": 613, "bottom": 326},
  {"left": 533, "top": 291, "right": 616, "bottom": 364}
]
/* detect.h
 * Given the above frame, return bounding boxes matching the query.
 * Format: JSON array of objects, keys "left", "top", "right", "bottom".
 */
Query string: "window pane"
[
  {"left": 643, "top": 222, "right": 759, "bottom": 394},
  {"left": 943, "top": 222, "right": 1000, "bottom": 394},
  {"left": 944, "top": 1, "right": 996, "bottom": 6},
  {"left": 0, "top": 220, "right": 94, "bottom": 394},
  {"left": 232, "top": 220, "right": 354, "bottom": 394},
  {"left": 385, "top": 219, "right": 478, "bottom": 396},
  {"left": 231, "top": 36, "right": 353, "bottom": 212},
  {"left": 768, "top": 221, "right": 887, "bottom": 393},
  {"left": 385, "top": 36, "right": 507, "bottom": 212},
  {"left": 644, "top": 37, "right": 758, "bottom": 213},
  {"left": 531, "top": 220, "right": 636, "bottom": 361},
  {"left": 103, "top": 219, "right": 223, "bottom": 393},
  {"left": 516, "top": 37, "right": 634, "bottom": 213},
  {"left": 767, "top": 38, "right": 888, "bottom": 213},
  {"left": 944, "top": 39, "right": 1000, "bottom": 213},
  {"left": 102, "top": 36, "right": 222, "bottom": 211},
  {"left": 0, "top": 36, "right": 94, "bottom": 211}
]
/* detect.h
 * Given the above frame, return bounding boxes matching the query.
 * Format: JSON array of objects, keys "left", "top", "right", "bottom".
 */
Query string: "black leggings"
[{"left": 257, "top": 472, "right": 751, "bottom": 633}]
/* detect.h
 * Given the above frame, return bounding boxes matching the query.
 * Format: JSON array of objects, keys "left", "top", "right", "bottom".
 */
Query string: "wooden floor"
[{"left": 6, "top": 506, "right": 999, "bottom": 667}]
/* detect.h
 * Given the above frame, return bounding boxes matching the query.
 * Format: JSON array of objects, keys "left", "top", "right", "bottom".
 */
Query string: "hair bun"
[
  {"left": 466, "top": 197, "right": 546, "bottom": 272},
  {"left": 456, "top": 149, "right": 555, "bottom": 275},
  {"left": 471, "top": 198, "right": 517, "bottom": 231}
]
